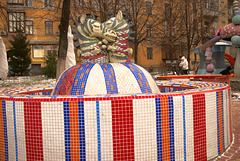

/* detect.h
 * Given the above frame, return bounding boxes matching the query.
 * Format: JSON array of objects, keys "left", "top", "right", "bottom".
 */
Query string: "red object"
[
  {"left": 24, "top": 101, "right": 43, "bottom": 161},
  {"left": 193, "top": 94, "right": 207, "bottom": 160},
  {"left": 112, "top": 100, "right": 135, "bottom": 161},
  {"left": 224, "top": 54, "right": 235, "bottom": 69},
  {"left": 157, "top": 75, "right": 236, "bottom": 79}
]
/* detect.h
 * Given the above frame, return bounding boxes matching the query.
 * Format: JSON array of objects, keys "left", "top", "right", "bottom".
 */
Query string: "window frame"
[
  {"left": 146, "top": 25, "right": 152, "bottom": 37},
  {"left": 33, "top": 45, "right": 45, "bottom": 58},
  {"left": 8, "top": 0, "right": 23, "bottom": 4},
  {"left": 145, "top": 1, "right": 152, "bottom": 15},
  {"left": 45, "top": 21, "right": 53, "bottom": 35},
  {"left": 147, "top": 47, "right": 153, "bottom": 60},
  {"left": 25, "top": 20, "right": 33, "bottom": 35},
  {"left": 44, "top": 0, "right": 53, "bottom": 8},
  {"left": 8, "top": 12, "right": 25, "bottom": 33},
  {"left": 25, "top": 0, "right": 32, "bottom": 7}
]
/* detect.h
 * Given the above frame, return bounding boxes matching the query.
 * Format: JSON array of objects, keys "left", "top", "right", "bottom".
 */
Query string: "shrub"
[
  {"left": 42, "top": 50, "right": 57, "bottom": 78},
  {"left": 8, "top": 31, "right": 31, "bottom": 76}
]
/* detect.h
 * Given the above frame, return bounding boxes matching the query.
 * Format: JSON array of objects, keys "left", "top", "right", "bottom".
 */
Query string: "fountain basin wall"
[{"left": 0, "top": 81, "right": 232, "bottom": 160}]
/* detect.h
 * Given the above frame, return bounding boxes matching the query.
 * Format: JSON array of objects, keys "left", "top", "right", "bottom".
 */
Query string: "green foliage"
[
  {"left": 42, "top": 50, "right": 57, "bottom": 78},
  {"left": 8, "top": 31, "right": 31, "bottom": 76}
]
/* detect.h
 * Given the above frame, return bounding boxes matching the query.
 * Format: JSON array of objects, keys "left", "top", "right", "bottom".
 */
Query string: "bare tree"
[
  {"left": 152, "top": 0, "right": 184, "bottom": 62},
  {"left": 0, "top": 1, "right": 8, "bottom": 32},
  {"left": 179, "top": 0, "right": 222, "bottom": 69},
  {"left": 119, "top": 0, "right": 165, "bottom": 64},
  {"left": 56, "top": 0, "right": 70, "bottom": 79}
]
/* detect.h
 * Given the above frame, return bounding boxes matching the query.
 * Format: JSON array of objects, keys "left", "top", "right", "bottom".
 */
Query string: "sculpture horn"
[{"left": 233, "top": 0, "right": 239, "bottom": 15}]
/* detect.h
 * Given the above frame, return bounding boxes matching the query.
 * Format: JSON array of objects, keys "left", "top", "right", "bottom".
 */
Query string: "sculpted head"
[
  {"left": 78, "top": 14, "right": 116, "bottom": 42},
  {"left": 104, "top": 10, "right": 128, "bottom": 33}
]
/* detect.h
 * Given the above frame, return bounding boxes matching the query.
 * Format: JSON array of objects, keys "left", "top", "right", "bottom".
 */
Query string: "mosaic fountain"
[{"left": 0, "top": 11, "right": 232, "bottom": 161}]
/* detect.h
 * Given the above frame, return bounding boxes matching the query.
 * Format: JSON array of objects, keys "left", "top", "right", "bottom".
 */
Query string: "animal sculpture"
[
  {"left": 73, "top": 14, "right": 117, "bottom": 63},
  {"left": 104, "top": 10, "right": 135, "bottom": 62},
  {"left": 73, "top": 11, "right": 134, "bottom": 63}
]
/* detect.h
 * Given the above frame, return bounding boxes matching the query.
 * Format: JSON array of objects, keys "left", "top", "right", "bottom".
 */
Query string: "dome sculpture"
[{"left": 52, "top": 63, "right": 160, "bottom": 95}]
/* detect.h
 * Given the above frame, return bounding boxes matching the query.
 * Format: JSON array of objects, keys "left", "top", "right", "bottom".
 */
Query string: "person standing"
[{"left": 179, "top": 56, "right": 189, "bottom": 75}]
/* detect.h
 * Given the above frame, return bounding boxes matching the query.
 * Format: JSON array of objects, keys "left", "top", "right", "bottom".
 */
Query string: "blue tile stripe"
[
  {"left": 13, "top": 101, "right": 18, "bottom": 161},
  {"left": 71, "top": 63, "right": 95, "bottom": 95},
  {"left": 122, "top": 63, "right": 152, "bottom": 93},
  {"left": 221, "top": 91, "right": 225, "bottom": 149},
  {"left": 168, "top": 97, "right": 175, "bottom": 161},
  {"left": 155, "top": 98, "right": 163, "bottom": 160},
  {"left": 182, "top": 96, "right": 186, "bottom": 161},
  {"left": 216, "top": 92, "right": 220, "bottom": 155},
  {"left": 99, "top": 63, "right": 118, "bottom": 94},
  {"left": 63, "top": 102, "right": 71, "bottom": 161},
  {"left": 78, "top": 101, "right": 86, "bottom": 160},
  {"left": 96, "top": 101, "right": 101, "bottom": 161},
  {"left": 2, "top": 100, "right": 8, "bottom": 161}
]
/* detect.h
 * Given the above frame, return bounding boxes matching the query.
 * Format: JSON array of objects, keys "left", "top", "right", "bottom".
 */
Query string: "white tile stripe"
[
  {"left": 15, "top": 101, "right": 26, "bottom": 161},
  {"left": 41, "top": 102, "right": 65, "bottom": 161},
  {"left": 173, "top": 96, "right": 184, "bottom": 161},
  {"left": 133, "top": 98, "right": 158, "bottom": 160},
  {"left": 223, "top": 89, "right": 229, "bottom": 148},
  {"left": 205, "top": 92, "right": 218, "bottom": 159},
  {"left": 84, "top": 101, "right": 98, "bottom": 160},
  {"left": 6, "top": 101, "right": 16, "bottom": 161},
  {"left": 184, "top": 95, "right": 194, "bottom": 160},
  {"left": 85, "top": 64, "right": 107, "bottom": 95},
  {"left": 99, "top": 101, "right": 113, "bottom": 160},
  {"left": 111, "top": 63, "right": 142, "bottom": 94}
]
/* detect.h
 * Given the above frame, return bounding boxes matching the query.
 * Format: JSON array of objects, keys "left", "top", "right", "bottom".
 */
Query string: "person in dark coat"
[{"left": 220, "top": 66, "right": 232, "bottom": 75}]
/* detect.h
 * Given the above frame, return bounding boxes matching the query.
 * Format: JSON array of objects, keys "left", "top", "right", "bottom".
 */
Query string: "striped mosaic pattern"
[
  {"left": 0, "top": 79, "right": 228, "bottom": 96},
  {"left": 52, "top": 63, "right": 160, "bottom": 95},
  {"left": 0, "top": 87, "right": 232, "bottom": 160}
]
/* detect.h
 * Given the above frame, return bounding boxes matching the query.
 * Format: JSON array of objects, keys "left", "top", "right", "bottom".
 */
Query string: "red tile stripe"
[
  {"left": 69, "top": 101, "right": 80, "bottom": 160},
  {"left": 111, "top": 100, "right": 134, "bottom": 161},
  {"left": 0, "top": 101, "right": 5, "bottom": 160},
  {"left": 193, "top": 94, "right": 207, "bottom": 160},
  {"left": 24, "top": 102, "right": 43, "bottom": 161},
  {"left": 160, "top": 97, "right": 171, "bottom": 160}
]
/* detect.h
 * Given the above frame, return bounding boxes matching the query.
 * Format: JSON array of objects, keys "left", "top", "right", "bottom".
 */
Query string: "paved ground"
[{"left": 215, "top": 101, "right": 240, "bottom": 161}]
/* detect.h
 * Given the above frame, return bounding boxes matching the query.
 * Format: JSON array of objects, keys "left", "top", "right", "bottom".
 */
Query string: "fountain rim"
[{"left": 0, "top": 80, "right": 230, "bottom": 101}]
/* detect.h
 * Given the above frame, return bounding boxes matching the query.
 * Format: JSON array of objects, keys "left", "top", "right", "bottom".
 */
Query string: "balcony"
[
  {"left": 7, "top": 0, "right": 24, "bottom": 12},
  {"left": 203, "top": 9, "right": 219, "bottom": 17}
]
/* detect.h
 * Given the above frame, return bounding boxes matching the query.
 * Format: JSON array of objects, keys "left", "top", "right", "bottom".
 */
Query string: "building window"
[
  {"left": 25, "top": 0, "right": 32, "bottom": 7},
  {"left": 164, "top": 3, "right": 172, "bottom": 18},
  {"left": 26, "top": 20, "right": 33, "bottom": 35},
  {"left": 9, "top": 12, "right": 25, "bottom": 33},
  {"left": 210, "top": 0, "right": 219, "bottom": 11},
  {"left": 93, "top": 0, "right": 99, "bottom": 11},
  {"left": 33, "top": 45, "right": 45, "bottom": 58},
  {"left": 204, "top": 21, "right": 210, "bottom": 34},
  {"left": 145, "top": 1, "right": 152, "bottom": 15},
  {"left": 45, "top": 21, "right": 53, "bottom": 35},
  {"left": 46, "top": 45, "right": 58, "bottom": 56},
  {"left": 147, "top": 47, "right": 153, "bottom": 60},
  {"left": 44, "top": 0, "right": 53, "bottom": 7},
  {"left": 212, "top": 21, "right": 218, "bottom": 33},
  {"left": 146, "top": 25, "right": 152, "bottom": 37}
]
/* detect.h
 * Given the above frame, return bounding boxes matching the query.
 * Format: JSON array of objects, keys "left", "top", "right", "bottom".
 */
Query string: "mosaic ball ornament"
[{"left": 52, "top": 63, "right": 160, "bottom": 95}]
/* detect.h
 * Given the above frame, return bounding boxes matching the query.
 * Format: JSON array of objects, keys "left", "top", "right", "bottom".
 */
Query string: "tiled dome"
[{"left": 52, "top": 63, "right": 160, "bottom": 95}]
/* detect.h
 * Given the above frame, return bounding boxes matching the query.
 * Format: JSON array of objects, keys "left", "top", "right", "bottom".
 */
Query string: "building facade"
[
  {"left": 1, "top": 0, "right": 60, "bottom": 75},
  {"left": 0, "top": 0, "right": 237, "bottom": 75}
]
